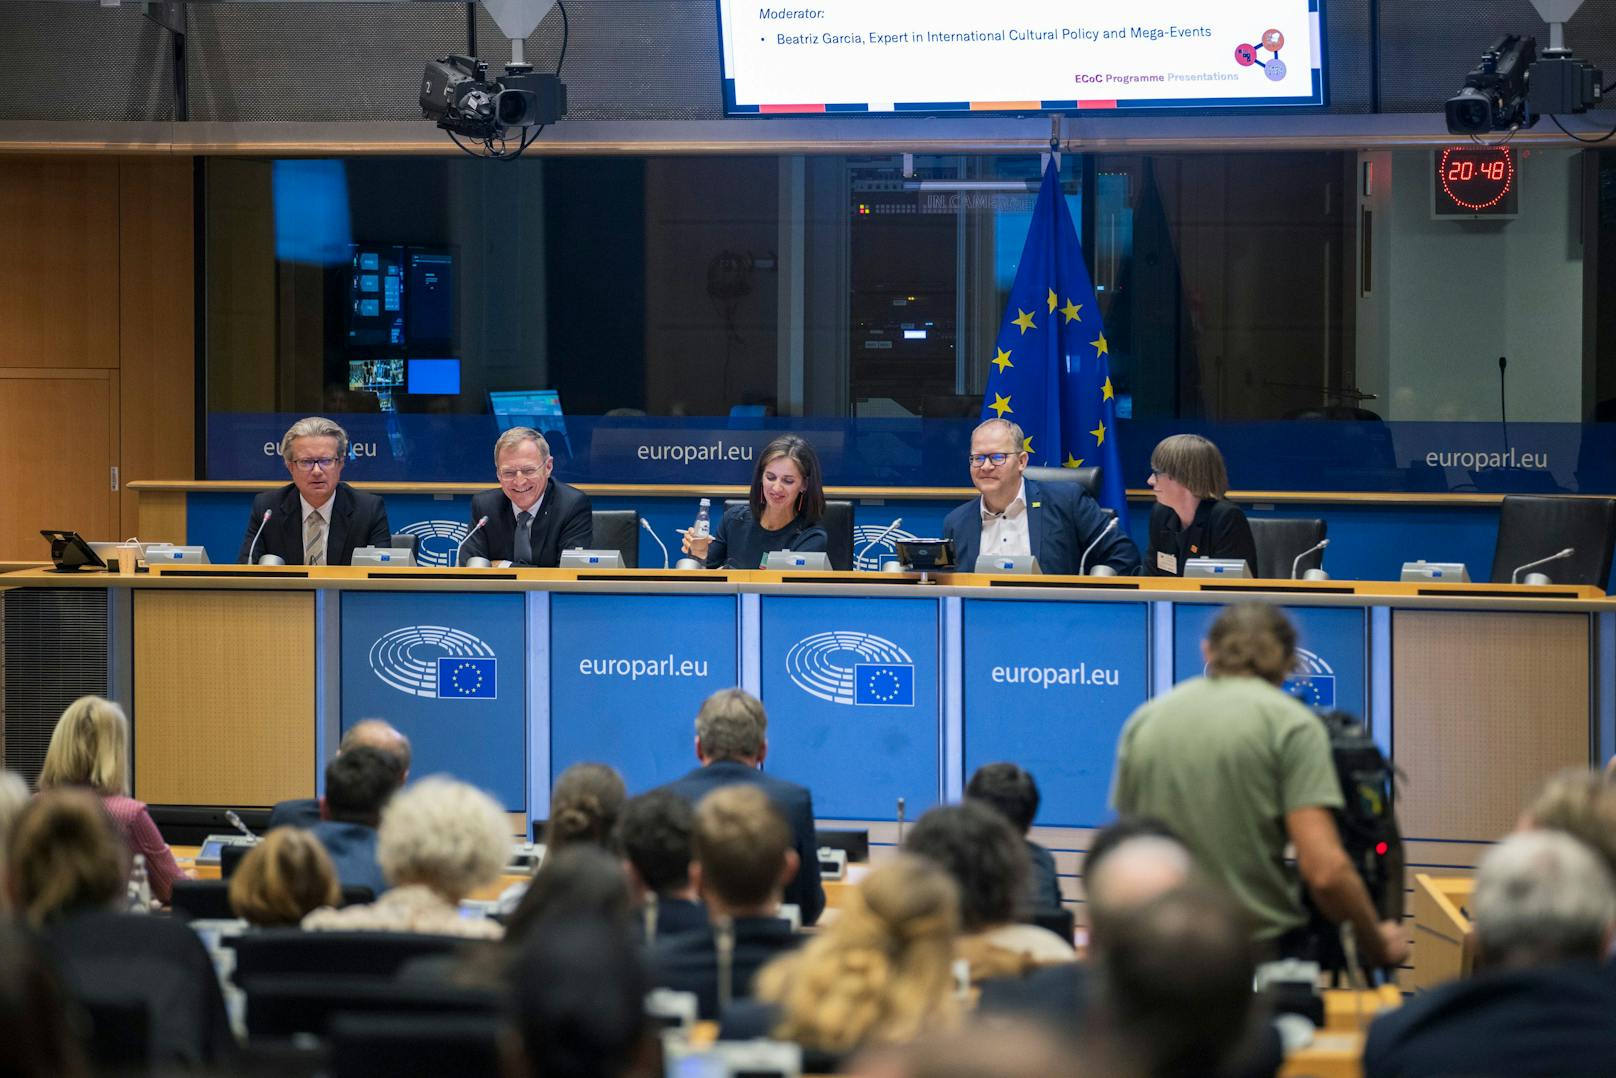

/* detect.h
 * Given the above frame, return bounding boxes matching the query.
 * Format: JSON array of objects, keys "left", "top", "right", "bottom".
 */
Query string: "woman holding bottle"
[{"left": 681, "top": 434, "right": 828, "bottom": 569}]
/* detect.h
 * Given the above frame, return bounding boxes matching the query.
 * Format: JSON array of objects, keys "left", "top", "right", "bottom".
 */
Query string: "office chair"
[
  {"left": 589, "top": 509, "right": 641, "bottom": 567},
  {"left": 245, "top": 975, "right": 499, "bottom": 1038},
  {"left": 231, "top": 930, "right": 466, "bottom": 987},
  {"left": 329, "top": 1012, "right": 503, "bottom": 1078},
  {"left": 171, "top": 879, "right": 235, "bottom": 921},
  {"left": 1489, "top": 496, "right": 1616, "bottom": 586},
  {"left": 1023, "top": 465, "right": 1101, "bottom": 501},
  {"left": 1247, "top": 518, "right": 1327, "bottom": 579}
]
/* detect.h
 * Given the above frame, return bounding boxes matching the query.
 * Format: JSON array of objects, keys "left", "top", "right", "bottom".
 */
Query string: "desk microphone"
[
  {"left": 455, "top": 516, "right": 489, "bottom": 567},
  {"left": 224, "top": 810, "right": 259, "bottom": 845},
  {"left": 1291, "top": 537, "right": 1330, "bottom": 580},
  {"left": 896, "top": 796, "right": 906, "bottom": 846},
  {"left": 855, "top": 518, "right": 904, "bottom": 569},
  {"left": 246, "top": 509, "right": 273, "bottom": 564},
  {"left": 640, "top": 518, "right": 670, "bottom": 569},
  {"left": 1079, "top": 517, "right": 1118, "bottom": 576},
  {"left": 1512, "top": 547, "right": 1574, "bottom": 585}
]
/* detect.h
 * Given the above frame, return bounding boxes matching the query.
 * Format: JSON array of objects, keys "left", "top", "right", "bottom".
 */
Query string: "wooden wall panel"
[
  {"left": 0, "top": 369, "right": 118, "bottom": 560},
  {"left": 1393, "top": 610, "right": 1591, "bottom": 842},
  {"left": 0, "top": 161, "right": 119, "bottom": 369},
  {"left": 133, "top": 589, "right": 314, "bottom": 806},
  {"left": 118, "top": 159, "right": 196, "bottom": 538}
]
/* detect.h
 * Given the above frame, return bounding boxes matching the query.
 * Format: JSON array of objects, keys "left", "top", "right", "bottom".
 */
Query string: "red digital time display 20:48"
[{"left": 1435, "top": 146, "right": 1516, "bottom": 215}]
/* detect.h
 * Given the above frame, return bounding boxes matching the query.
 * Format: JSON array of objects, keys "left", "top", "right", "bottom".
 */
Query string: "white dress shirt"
[{"left": 980, "top": 480, "right": 1032, "bottom": 558}]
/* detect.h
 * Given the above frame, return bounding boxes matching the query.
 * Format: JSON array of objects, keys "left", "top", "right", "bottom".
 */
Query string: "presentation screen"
[{"left": 718, "top": 0, "right": 1325, "bottom": 115}]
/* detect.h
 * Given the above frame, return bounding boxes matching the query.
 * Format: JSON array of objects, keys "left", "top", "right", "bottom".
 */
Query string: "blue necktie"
[{"left": 514, "top": 510, "right": 533, "bottom": 566}]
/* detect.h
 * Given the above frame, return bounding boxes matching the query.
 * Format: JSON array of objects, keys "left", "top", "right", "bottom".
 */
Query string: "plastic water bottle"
[
  {"left": 691, "top": 498, "right": 712, "bottom": 540},
  {"left": 128, "top": 853, "right": 152, "bottom": 913}
]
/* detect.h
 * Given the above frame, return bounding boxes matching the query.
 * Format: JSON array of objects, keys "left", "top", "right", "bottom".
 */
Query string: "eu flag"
[
  {"left": 436, "top": 656, "right": 497, "bottom": 700},
  {"left": 981, "top": 160, "right": 1124, "bottom": 516},
  {"left": 853, "top": 663, "right": 915, "bottom": 707}
]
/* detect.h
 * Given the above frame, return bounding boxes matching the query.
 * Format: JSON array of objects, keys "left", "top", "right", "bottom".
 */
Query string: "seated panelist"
[
  {"left": 237, "top": 416, "right": 390, "bottom": 565},
  {"left": 944, "top": 418, "right": 1141, "bottom": 576},
  {"left": 682, "top": 434, "right": 828, "bottom": 570},
  {"left": 1145, "top": 434, "right": 1257, "bottom": 576},
  {"left": 461, "top": 426, "right": 592, "bottom": 567}
]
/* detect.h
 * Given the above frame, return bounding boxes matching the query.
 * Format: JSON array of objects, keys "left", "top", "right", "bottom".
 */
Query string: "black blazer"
[
  {"left": 460, "top": 479, "right": 592, "bottom": 567},
  {"left": 1146, "top": 498, "right": 1258, "bottom": 576},
  {"left": 943, "top": 477, "right": 1142, "bottom": 576},
  {"left": 237, "top": 483, "right": 391, "bottom": 565},
  {"left": 659, "top": 760, "right": 826, "bottom": 927}
]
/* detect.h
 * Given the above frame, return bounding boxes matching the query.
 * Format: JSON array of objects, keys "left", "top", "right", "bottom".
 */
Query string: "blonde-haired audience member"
[
  {"left": 36, "top": 696, "right": 188, "bottom": 904},
  {"left": 748, "top": 854, "right": 962, "bottom": 1060},
  {"left": 229, "top": 827, "right": 341, "bottom": 927},
  {"left": 0, "top": 771, "right": 29, "bottom": 913},
  {"left": 303, "top": 775, "right": 510, "bottom": 938},
  {"left": 1518, "top": 766, "right": 1616, "bottom": 881}
]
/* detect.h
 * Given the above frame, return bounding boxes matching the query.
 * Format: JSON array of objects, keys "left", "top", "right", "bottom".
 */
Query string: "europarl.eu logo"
[
  {"left": 1283, "top": 647, "right": 1336, "bottom": 710},
  {"left": 370, "top": 625, "right": 497, "bottom": 700},
  {"left": 787, "top": 631, "right": 915, "bottom": 707}
]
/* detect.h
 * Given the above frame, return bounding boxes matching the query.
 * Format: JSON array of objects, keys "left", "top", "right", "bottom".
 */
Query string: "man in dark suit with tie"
[
  {"left": 459, "top": 427, "right": 593, "bottom": 567},
  {"left": 944, "top": 417, "right": 1141, "bottom": 576},
  {"left": 658, "top": 688, "right": 825, "bottom": 927},
  {"left": 237, "top": 417, "right": 391, "bottom": 565}
]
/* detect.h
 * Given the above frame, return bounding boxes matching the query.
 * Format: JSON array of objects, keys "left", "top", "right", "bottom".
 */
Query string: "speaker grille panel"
[
  {"left": 2, "top": 589, "right": 109, "bottom": 789},
  {"left": 0, "top": 2, "right": 174, "bottom": 121}
]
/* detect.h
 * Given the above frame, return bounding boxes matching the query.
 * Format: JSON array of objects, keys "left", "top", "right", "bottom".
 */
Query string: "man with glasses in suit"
[
  {"left": 237, "top": 416, "right": 391, "bottom": 565},
  {"left": 944, "top": 417, "right": 1141, "bottom": 576},
  {"left": 460, "top": 427, "right": 593, "bottom": 567}
]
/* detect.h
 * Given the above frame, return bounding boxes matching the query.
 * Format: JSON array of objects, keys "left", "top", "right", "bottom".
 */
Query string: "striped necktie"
[{"left": 305, "top": 510, "right": 325, "bottom": 566}]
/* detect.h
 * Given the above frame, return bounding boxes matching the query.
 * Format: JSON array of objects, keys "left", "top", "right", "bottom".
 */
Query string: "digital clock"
[{"left": 1433, "top": 146, "right": 1518, "bottom": 219}]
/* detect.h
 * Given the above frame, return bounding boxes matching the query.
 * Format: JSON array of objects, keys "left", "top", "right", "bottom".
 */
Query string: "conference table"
[{"left": 2, "top": 563, "right": 1610, "bottom": 990}]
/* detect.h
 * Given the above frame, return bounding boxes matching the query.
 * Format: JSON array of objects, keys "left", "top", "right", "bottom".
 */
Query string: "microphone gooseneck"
[
  {"left": 855, "top": 518, "right": 904, "bottom": 568},
  {"left": 1079, "top": 516, "right": 1119, "bottom": 576},
  {"left": 1291, "top": 537, "right": 1331, "bottom": 580},
  {"left": 639, "top": 517, "right": 670, "bottom": 569},
  {"left": 455, "top": 516, "right": 489, "bottom": 567},
  {"left": 1512, "top": 547, "right": 1575, "bottom": 585},
  {"left": 247, "top": 509, "right": 273, "bottom": 564}
]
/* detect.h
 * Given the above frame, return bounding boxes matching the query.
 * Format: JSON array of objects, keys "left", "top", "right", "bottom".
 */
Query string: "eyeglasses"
[
  {"left": 291, "top": 457, "right": 340, "bottom": 472},
  {"left": 967, "top": 452, "right": 1021, "bottom": 469},
  {"left": 498, "top": 466, "right": 545, "bottom": 481}
]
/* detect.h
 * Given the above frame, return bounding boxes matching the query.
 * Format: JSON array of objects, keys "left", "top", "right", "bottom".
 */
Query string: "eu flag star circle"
[
  {"left": 452, "top": 661, "right": 483, "bottom": 695},
  {"left": 865, "top": 669, "right": 902, "bottom": 703}
]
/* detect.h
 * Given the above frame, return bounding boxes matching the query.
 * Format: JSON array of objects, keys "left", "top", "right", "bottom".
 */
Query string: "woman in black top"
[
  {"left": 681, "top": 434, "right": 828, "bottom": 569},
  {"left": 1145, "top": 434, "right": 1258, "bottom": 576}
]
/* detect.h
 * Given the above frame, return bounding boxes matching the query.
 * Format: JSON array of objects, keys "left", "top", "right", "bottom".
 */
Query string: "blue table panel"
[
  {"left": 963, "top": 600, "right": 1150, "bottom": 827},
  {"left": 758, "top": 595, "right": 942, "bottom": 820},
  {"left": 1172, "top": 604, "right": 1367, "bottom": 718},
  {"left": 548, "top": 593, "right": 740, "bottom": 793},
  {"left": 340, "top": 591, "right": 528, "bottom": 810}
]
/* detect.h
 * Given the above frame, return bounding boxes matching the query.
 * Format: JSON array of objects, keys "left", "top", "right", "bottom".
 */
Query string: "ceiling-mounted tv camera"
[
  {"left": 1445, "top": 33, "right": 1602, "bottom": 134},
  {"left": 420, "top": 55, "right": 566, "bottom": 141}
]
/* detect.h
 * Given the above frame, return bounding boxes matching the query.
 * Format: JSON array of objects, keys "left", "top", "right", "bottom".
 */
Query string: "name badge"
[{"left": 1157, "top": 551, "right": 1178, "bottom": 574}]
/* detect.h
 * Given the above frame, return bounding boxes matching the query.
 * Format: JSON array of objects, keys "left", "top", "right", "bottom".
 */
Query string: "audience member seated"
[
  {"left": 976, "top": 817, "right": 1193, "bottom": 1025},
  {"left": 0, "top": 770, "right": 28, "bottom": 914},
  {"left": 228, "top": 826, "right": 342, "bottom": 927},
  {"left": 36, "top": 696, "right": 188, "bottom": 904},
  {"left": 965, "top": 762, "right": 1061, "bottom": 911},
  {"left": 0, "top": 920, "right": 90, "bottom": 1078},
  {"left": 504, "top": 913, "right": 658, "bottom": 1078},
  {"left": 1517, "top": 766, "right": 1616, "bottom": 882},
  {"left": 311, "top": 745, "right": 405, "bottom": 897},
  {"left": 1088, "top": 884, "right": 1265, "bottom": 1078},
  {"left": 726, "top": 854, "right": 961, "bottom": 1068},
  {"left": 903, "top": 802, "right": 1074, "bottom": 983},
  {"left": 617, "top": 789, "right": 706, "bottom": 943},
  {"left": 7, "top": 788, "right": 234, "bottom": 1068},
  {"left": 303, "top": 776, "right": 510, "bottom": 939},
  {"left": 504, "top": 844, "right": 636, "bottom": 945},
  {"left": 268, "top": 719, "right": 412, "bottom": 829},
  {"left": 1364, "top": 830, "right": 1616, "bottom": 1078},
  {"left": 647, "top": 785, "right": 804, "bottom": 1019},
  {"left": 546, "top": 762, "right": 626, "bottom": 852},
  {"left": 660, "top": 688, "right": 824, "bottom": 925}
]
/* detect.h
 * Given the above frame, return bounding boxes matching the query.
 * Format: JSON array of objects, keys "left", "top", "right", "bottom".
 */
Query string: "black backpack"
[{"left": 1301, "top": 709, "right": 1405, "bottom": 972}]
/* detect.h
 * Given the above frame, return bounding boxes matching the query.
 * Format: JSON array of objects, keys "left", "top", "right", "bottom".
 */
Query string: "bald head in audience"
[{"left": 341, "top": 719, "right": 411, "bottom": 779}]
